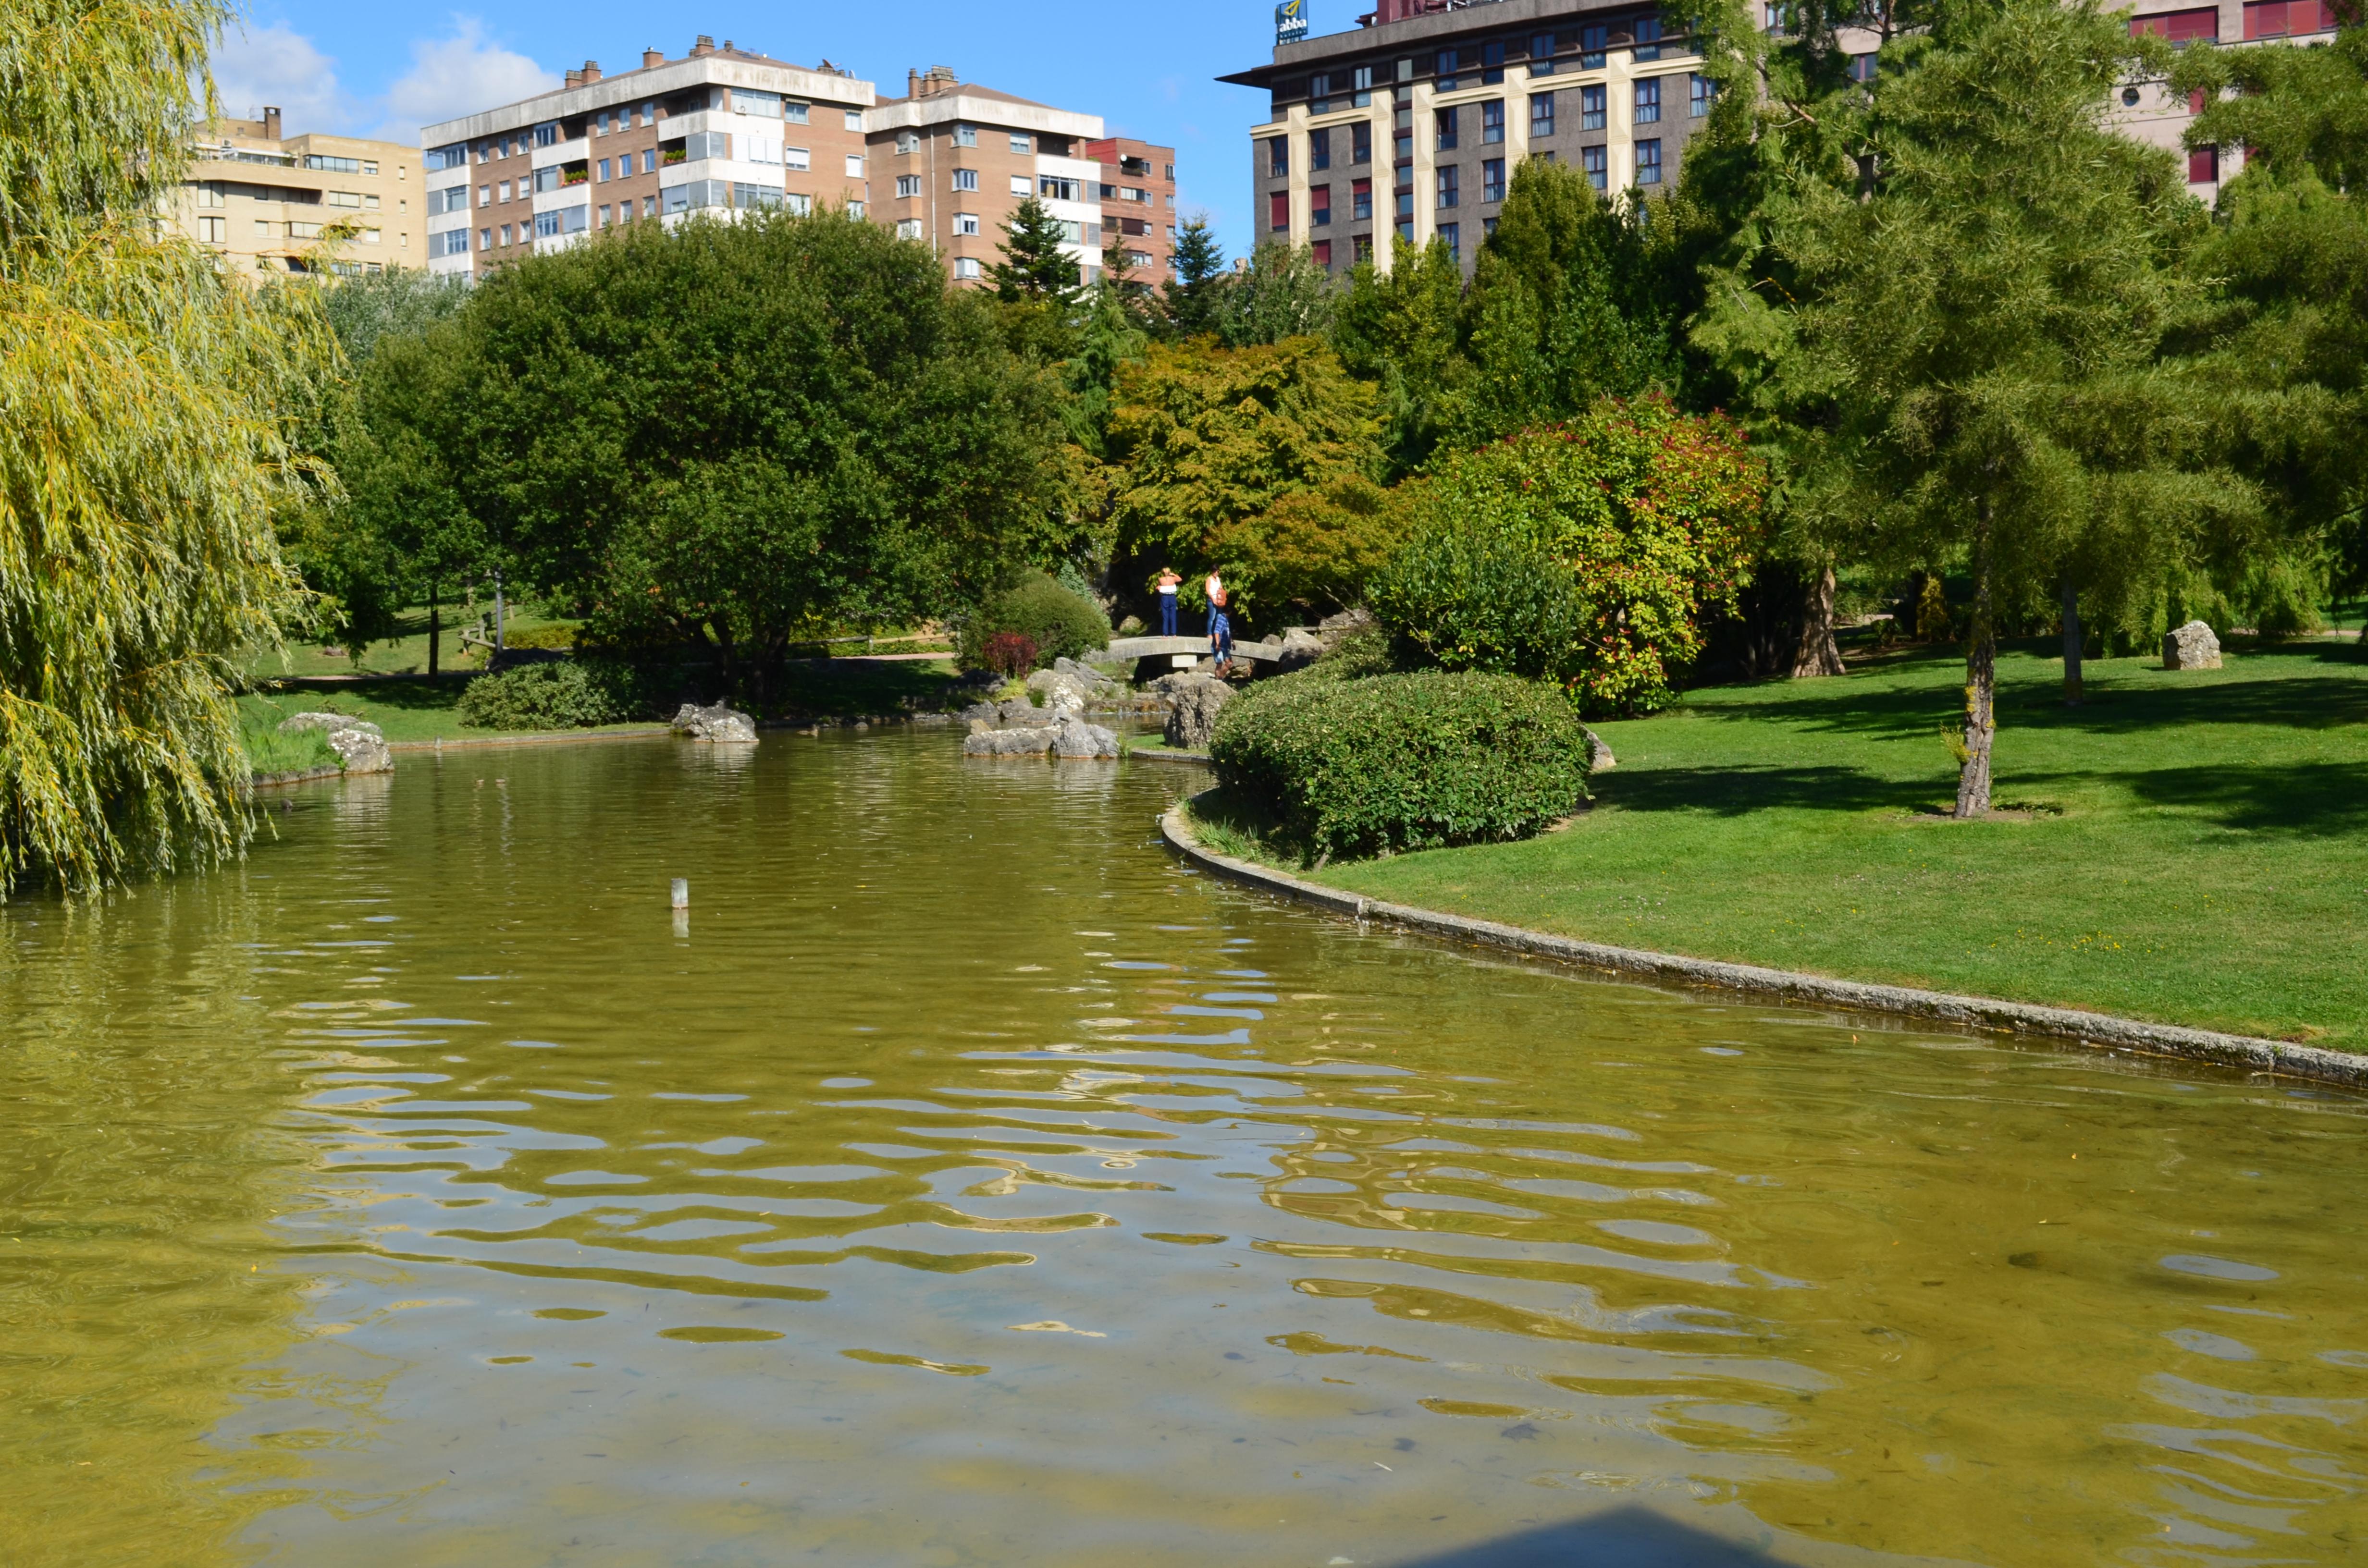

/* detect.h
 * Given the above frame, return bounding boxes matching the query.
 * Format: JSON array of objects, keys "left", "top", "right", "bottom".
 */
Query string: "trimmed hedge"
[
  {"left": 456, "top": 660, "right": 633, "bottom": 730},
  {"left": 1209, "top": 668, "right": 1591, "bottom": 861},
  {"left": 957, "top": 571, "right": 1109, "bottom": 672}
]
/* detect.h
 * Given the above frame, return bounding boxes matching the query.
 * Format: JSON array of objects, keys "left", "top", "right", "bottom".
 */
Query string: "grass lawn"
[{"left": 1287, "top": 638, "right": 2368, "bottom": 1051}]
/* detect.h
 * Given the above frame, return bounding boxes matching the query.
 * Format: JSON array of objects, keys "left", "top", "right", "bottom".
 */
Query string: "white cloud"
[
  {"left": 380, "top": 19, "right": 559, "bottom": 143},
  {"left": 208, "top": 21, "right": 345, "bottom": 129}
]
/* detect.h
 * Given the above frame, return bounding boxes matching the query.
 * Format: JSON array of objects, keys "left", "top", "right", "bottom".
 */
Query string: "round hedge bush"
[
  {"left": 1208, "top": 668, "right": 1591, "bottom": 862},
  {"left": 957, "top": 571, "right": 1109, "bottom": 672},
  {"left": 456, "top": 660, "right": 632, "bottom": 731}
]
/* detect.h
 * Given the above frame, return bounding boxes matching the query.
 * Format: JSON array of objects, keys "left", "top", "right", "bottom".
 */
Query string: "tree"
[
  {"left": 1767, "top": 0, "right": 2252, "bottom": 813},
  {"left": 1219, "top": 242, "right": 1338, "bottom": 346},
  {"left": 396, "top": 211, "right": 1060, "bottom": 706},
  {"left": 1, "top": 0, "right": 329, "bottom": 895},
  {"left": 1159, "top": 215, "right": 1228, "bottom": 340},
  {"left": 318, "top": 264, "right": 469, "bottom": 364},
  {"left": 1369, "top": 398, "right": 1767, "bottom": 714},
  {"left": 1101, "top": 336, "right": 1382, "bottom": 622},
  {"left": 1332, "top": 236, "right": 1469, "bottom": 477},
  {"left": 990, "top": 196, "right": 1083, "bottom": 307}
]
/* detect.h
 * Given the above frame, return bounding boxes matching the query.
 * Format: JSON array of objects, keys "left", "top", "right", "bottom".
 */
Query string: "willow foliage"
[{"left": 0, "top": 0, "right": 330, "bottom": 895}]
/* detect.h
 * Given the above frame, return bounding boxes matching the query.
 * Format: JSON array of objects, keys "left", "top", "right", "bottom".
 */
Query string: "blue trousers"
[
  {"left": 1209, "top": 610, "right": 1232, "bottom": 662},
  {"left": 1159, "top": 594, "right": 1177, "bottom": 636}
]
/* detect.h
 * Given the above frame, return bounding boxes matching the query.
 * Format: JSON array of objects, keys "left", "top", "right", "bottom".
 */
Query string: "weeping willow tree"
[{"left": 0, "top": 0, "right": 333, "bottom": 896}]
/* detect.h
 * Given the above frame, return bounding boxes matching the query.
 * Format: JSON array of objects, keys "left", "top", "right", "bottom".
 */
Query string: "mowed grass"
[{"left": 1309, "top": 639, "right": 2368, "bottom": 1051}]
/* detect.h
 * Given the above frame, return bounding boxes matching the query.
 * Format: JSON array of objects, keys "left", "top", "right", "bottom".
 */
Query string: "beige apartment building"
[
  {"left": 867, "top": 67, "right": 1108, "bottom": 286},
  {"left": 169, "top": 110, "right": 422, "bottom": 277},
  {"left": 420, "top": 36, "right": 874, "bottom": 280}
]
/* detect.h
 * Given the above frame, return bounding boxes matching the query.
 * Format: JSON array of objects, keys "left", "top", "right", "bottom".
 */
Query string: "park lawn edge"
[{"left": 1162, "top": 796, "right": 2368, "bottom": 1088}]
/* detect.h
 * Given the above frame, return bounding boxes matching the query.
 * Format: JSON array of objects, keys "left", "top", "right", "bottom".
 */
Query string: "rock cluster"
[
  {"left": 1025, "top": 658, "right": 1127, "bottom": 713},
  {"left": 2162, "top": 620, "right": 2222, "bottom": 671},
  {"left": 671, "top": 702, "right": 759, "bottom": 743},
  {"left": 277, "top": 711, "right": 392, "bottom": 774},
  {"left": 1160, "top": 674, "right": 1233, "bottom": 750},
  {"left": 962, "top": 712, "right": 1120, "bottom": 759}
]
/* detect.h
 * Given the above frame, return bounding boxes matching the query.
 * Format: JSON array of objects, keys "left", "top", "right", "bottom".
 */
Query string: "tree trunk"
[
  {"left": 1791, "top": 563, "right": 1847, "bottom": 677},
  {"left": 427, "top": 578, "right": 440, "bottom": 677},
  {"left": 2060, "top": 576, "right": 2082, "bottom": 706},
  {"left": 1954, "top": 505, "right": 1997, "bottom": 819}
]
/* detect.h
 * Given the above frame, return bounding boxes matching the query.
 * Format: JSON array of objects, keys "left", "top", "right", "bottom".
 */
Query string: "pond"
[{"left": 3, "top": 732, "right": 2363, "bottom": 1566}]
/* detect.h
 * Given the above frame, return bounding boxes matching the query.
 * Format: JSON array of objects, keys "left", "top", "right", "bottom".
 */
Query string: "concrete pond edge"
[{"left": 1158, "top": 798, "right": 2368, "bottom": 1089}]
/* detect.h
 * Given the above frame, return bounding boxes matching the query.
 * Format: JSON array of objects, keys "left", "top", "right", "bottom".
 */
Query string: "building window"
[
  {"left": 1436, "top": 106, "right": 1458, "bottom": 150},
  {"left": 1352, "top": 122, "right": 1372, "bottom": 164},
  {"left": 846, "top": 110, "right": 863, "bottom": 131},
  {"left": 1636, "top": 78, "right": 1661, "bottom": 124},
  {"left": 1011, "top": 174, "right": 1032, "bottom": 196},
  {"left": 196, "top": 215, "right": 224, "bottom": 243},
  {"left": 440, "top": 227, "right": 469, "bottom": 255},
  {"left": 1580, "top": 23, "right": 1607, "bottom": 67},
  {"left": 1482, "top": 40, "right": 1505, "bottom": 85},
  {"left": 1312, "top": 128, "right": 1332, "bottom": 170},
  {"left": 1691, "top": 74, "right": 1715, "bottom": 116},
  {"left": 500, "top": 222, "right": 514, "bottom": 245},
  {"left": 955, "top": 212, "right": 980, "bottom": 235},
  {"left": 1436, "top": 164, "right": 1459, "bottom": 208},
  {"left": 1529, "top": 33, "right": 1555, "bottom": 75},
  {"left": 1396, "top": 187, "right": 1414, "bottom": 220},
  {"left": 846, "top": 154, "right": 864, "bottom": 177},
  {"left": 1007, "top": 133, "right": 1033, "bottom": 153},
  {"left": 597, "top": 203, "right": 610, "bottom": 225},
  {"left": 1353, "top": 64, "right": 1374, "bottom": 107},
  {"left": 730, "top": 88, "right": 783, "bottom": 118},
  {"left": 953, "top": 168, "right": 978, "bottom": 191},
  {"left": 954, "top": 256, "right": 980, "bottom": 279},
  {"left": 1531, "top": 92, "right": 1555, "bottom": 137},
  {"left": 1575, "top": 86, "right": 1604, "bottom": 134},
  {"left": 2189, "top": 143, "right": 2220, "bottom": 183},
  {"left": 1313, "top": 237, "right": 1332, "bottom": 267},
  {"left": 1312, "top": 184, "right": 1331, "bottom": 225},
  {"left": 896, "top": 174, "right": 921, "bottom": 198},
  {"left": 478, "top": 227, "right": 491, "bottom": 250},
  {"left": 785, "top": 147, "right": 810, "bottom": 172},
  {"left": 895, "top": 217, "right": 922, "bottom": 239},
  {"left": 533, "top": 122, "right": 557, "bottom": 148},
  {"left": 1635, "top": 16, "right": 1665, "bottom": 59},
  {"left": 1481, "top": 100, "right": 1505, "bottom": 144},
  {"left": 642, "top": 150, "right": 657, "bottom": 174},
  {"left": 2245, "top": 0, "right": 2338, "bottom": 37},
  {"left": 1581, "top": 145, "right": 1607, "bottom": 192},
  {"left": 1482, "top": 158, "right": 1505, "bottom": 202},
  {"left": 897, "top": 131, "right": 919, "bottom": 154},
  {"left": 2131, "top": 7, "right": 2220, "bottom": 43},
  {"left": 1439, "top": 220, "right": 1459, "bottom": 260},
  {"left": 1270, "top": 190, "right": 1290, "bottom": 231},
  {"left": 953, "top": 123, "right": 977, "bottom": 147},
  {"left": 1353, "top": 233, "right": 1373, "bottom": 262},
  {"left": 1435, "top": 49, "right": 1458, "bottom": 91},
  {"left": 1352, "top": 176, "right": 1372, "bottom": 220},
  {"left": 1637, "top": 138, "right": 1663, "bottom": 184},
  {"left": 1848, "top": 52, "right": 1877, "bottom": 83},
  {"left": 596, "top": 158, "right": 609, "bottom": 181},
  {"left": 1040, "top": 175, "right": 1079, "bottom": 200},
  {"left": 1268, "top": 136, "right": 1288, "bottom": 178}
]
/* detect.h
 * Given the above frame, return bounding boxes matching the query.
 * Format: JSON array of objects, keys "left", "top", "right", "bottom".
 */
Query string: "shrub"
[
  {"left": 456, "top": 659, "right": 631, "bottom": 730},
  {"left": 1208, "top": 669, "right": 1591, "bottom": 861},
  {"left": 957, "top": 571, "right": 1109, "bottom": 671},
  {"left": 983, "top": 631, "right": 1039, "bottom": 678},
  {"left": 498, "top": 623, "right": 579, "bottom": 651},
  {"left": 1368, "top": 396, "right": 1766, "bottom": 714}
]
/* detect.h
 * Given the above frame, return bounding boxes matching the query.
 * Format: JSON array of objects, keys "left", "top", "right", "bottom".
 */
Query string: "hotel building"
[
  {"left": 169, "top": 110, "right": 422, "bottom": 277},
  {"left": 866, "top": 67, "right": 1108, "bottom": 286},
  {"left": 1225, "top": 0, "right": 2346, "bottom": 280},
  {"left": 419, "top": 36, "right": 874, "bottom": 281}
]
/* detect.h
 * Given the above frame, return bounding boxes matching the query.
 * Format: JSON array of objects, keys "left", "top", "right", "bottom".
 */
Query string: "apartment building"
[
  {"left": 1086, "top": 136, "right": 1179, "bottom": 281},
  {"left": 169, "top": 110, "right": 422, "bottom": 277},
  {"left": 419, "top": 36, "right": 874, "bottom": 280},
  {"left": 1226, "top": 0, "right": 2342, "bottom": 280},
  {"left": 867, "top": 67, "right": 1106, "bottom": 286}
]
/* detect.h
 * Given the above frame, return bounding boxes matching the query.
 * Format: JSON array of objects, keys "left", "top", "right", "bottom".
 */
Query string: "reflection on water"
[{"left": 3, "top": 732, "right": 2364, "bottom": 1566}]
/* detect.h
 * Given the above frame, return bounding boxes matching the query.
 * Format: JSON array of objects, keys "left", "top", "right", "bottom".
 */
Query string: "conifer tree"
[
  {"left": 989, "top": 196, "right": 1083, "bottom": 307},
  {"left": 1159, "top": 216, "right": 1229, "bottom": 340},
  {"left": 1332, "top": 235, "right": 1468, "bottom": 476}
]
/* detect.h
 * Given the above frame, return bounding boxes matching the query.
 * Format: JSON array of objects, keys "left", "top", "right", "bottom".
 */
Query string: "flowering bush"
[
  {"left": 1369, "top": 396, "right": 1767, "bottom": 714},
  {"left": 982, "top": 631, "right": 1038, "bottom": 678}
]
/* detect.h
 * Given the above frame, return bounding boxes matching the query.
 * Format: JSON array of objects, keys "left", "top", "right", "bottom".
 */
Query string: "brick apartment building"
[
  {"left": 1086, "top": 136, "right": 1179, "bottom": 282},
  {"left": 867, "top": 67, "right": 1107, "bottom": 286},
  {"left": 168, "top": 109, "right": 422, "bottom": 277},
  {"left": 1224, "top": 0, "right": 2344, "bottom": 281},
  {"left": 420, "top": 36, "right": 874, "bottom": 281}
]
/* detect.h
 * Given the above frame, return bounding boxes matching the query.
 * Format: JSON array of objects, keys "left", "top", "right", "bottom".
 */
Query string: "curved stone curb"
[
  {"left": 1126, "top": 747, "right": 1210, "bottom": 766},
  {"left": 1158, "top": 801, "right": 2367, "bottom": 1088},
  {"left": 252, "top": 765, "right": 346, "bottom": 788}
]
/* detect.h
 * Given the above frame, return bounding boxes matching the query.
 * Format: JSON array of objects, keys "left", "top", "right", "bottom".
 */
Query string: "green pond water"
[{"left": 3, "top": 732, "right": 2364, "bottom": 1567}]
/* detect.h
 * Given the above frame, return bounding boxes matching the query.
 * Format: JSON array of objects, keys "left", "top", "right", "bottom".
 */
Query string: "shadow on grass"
[
  {"left": 1600, "top": 763, "right": 1927, "bottom": 817},
  {"left": 2037, "top": 760, "right": 2368, "bottom": 835},
  {"left": 1388, "top": 1507, "right": 1797, "bottom": 1568}
]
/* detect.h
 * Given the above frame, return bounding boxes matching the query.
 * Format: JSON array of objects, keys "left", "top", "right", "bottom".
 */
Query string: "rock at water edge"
[
  {"left": 672, "top": 702, "right": 759, "bottom": 743},
  {"left": 1051, "top": 715, "right": 1120, "bottom": 759},
  {"left": 963, "top": 726, "right": 1056, "bottom": 757},
  {"left": 323, "top": 728, "right": 393, "bottom": 774},
  {"left": 1164, "top": 675, "right": 1233, "bottom": 750},
  {"left": 279, "top": 711, "right": 383, "bottom": 739},
  {"left": 2162, "top": 620, "right": 2222, "bottom": 671}
]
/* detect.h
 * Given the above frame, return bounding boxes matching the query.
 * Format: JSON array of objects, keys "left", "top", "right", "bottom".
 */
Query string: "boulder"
[
  {"left": 322, "top": 727, "right": 392, "bottom": 774},
  {"left": 1026, "top": 668, "right": 1091, "bottom": 712},
  {"left": 959, "top": 699, "right": 1001, "bottom": 727},
  {"left": 279, "top": 711, "right": 382, "bottom": 740},
  {"left": 997, "top": 699, "right": 1059, "bottom": 727},
  {"left": 671, "top": 701, "right": 758, "bottom": 743},
  {"left": 963, "top": 725, "right": 1056, "bottom": 757},
  {"left": 1052, "top": 655, "right": 1124, "bottom": 691},
  {"left": 1163, "top": 674, "right": 1233, "bottom": 750},
  {"left": 1317, "top": 607, "right": 1377, "bottom": 648},
  {"left": 2163, "top": 620, "right": 2222, "bottom": 671},
  {"left": 1051, "top": 713, "right": 1121, "bottom": 759},
  {"left": 1580, "top": 725, "right": 1617, "bottom": 773},
  {"left": 1276, "top": 627, "right": 1324, "bottom": 668}
]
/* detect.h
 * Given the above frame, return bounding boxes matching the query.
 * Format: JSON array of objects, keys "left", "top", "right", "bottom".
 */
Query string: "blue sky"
[{"left": 207, "top": 3, "right": 1295, "bottom": 257}]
